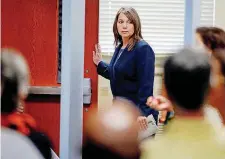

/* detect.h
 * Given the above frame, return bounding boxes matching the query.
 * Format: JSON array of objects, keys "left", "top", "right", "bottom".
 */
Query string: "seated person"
[
  {"left": 1, "top": 127, "right": 44, "bottom": 159},
  {"left": 141, "top": 48, "right": 225, "bottom": 159},
  {"left": 82, "top": 98, "right": 141, "bottom": 159},
  {"left": 1, "top": 48, "right": 52, "bottom": 159},
  {"left": 207, "top": 49, "right": 225, "bottom": 142},
  {"left": 156, "top": 26, "right": 225, "bottom": 123},
  {"left": 147, "top": 49, "right": 225, "bottom": 143}
]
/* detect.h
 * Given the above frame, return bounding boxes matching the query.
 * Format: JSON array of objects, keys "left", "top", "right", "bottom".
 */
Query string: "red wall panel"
[
  {"left": 83, "top": 0, "right": 99, "bottom": 118},
  {"left": 1, "top": 0, "right": 59, "bottom": 86},
  {"left": 25, "top": 96, "right": 60, "bottom": 154},
  {"left": 1, "top": 0, "right": 60, "bottom": 154},
  {"left": 2, "top": 0, "right": 99, "bottom": 155}
]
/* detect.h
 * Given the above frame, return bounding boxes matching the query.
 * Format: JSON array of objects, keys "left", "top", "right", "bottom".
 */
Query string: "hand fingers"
[
  {"left": 159, "top": 110, "right": 167, "bottom": 123},
  {"left": 138, "top": 117, "right": 148, "bottom": 130},
  {"left": 95, "top": 44, "right": 101, "bottom": 54},
  {"left": 147, "top": 96, "right": 165, "bottom": 110},
  {"left": 93, "top": 50, "right": 100, "bottom": 59},
  {"left": 151, "top": 98, "right": 159, "bottom": 109},
  {"left": 140, "top": 121, "right": 145, "bottom": 130},
  {"left": 95, "top": 44, "right": 98, "bottom": 52},
  {"left": 95, "top": 43, "right": 101, "bottom": 53},
  {"left": 148, "top": 95, "right": 173, "bottom": 111},
  {"left": 146, "top": 96, "right": 158, "bottom": 109},
  {"left": 142, "top": 119, "right": 148, "bottom": 130},
  {"left": 98, "top": 44, "right": 102, "bottom": 53},
  {"left": 93, "top": 51, "right": 96, "bottom": 57},
  {"left": 97, "top": 52, "right": 101, "bottom": 58},
  {"left": 137, "top": 117, "right": 143, "bottom": 130},
  {"left": 152, "top": 98, "right": 159, "bottom": 105},
  {"left": 151, "top": 102, "right": 171, "bottom": 111},
  {"left": 160, "top": 103, "right": 173, "bottom": 111},
  {"left": 155, "top": 95, "right": 168, "bottom": 103},
  {"left": 159, "top": 118, "right": 166, "bottom": 123},
  {"left": 93, "top": 51, "right": 98, "bottom": 60}
]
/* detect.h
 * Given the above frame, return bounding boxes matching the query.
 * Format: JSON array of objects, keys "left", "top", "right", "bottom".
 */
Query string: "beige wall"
[
  {"left": 97, "top": 56, "right": 113, "bottom": 111},
  {"left": 215, "top": 0, "right": 225, "bottom": 29}
]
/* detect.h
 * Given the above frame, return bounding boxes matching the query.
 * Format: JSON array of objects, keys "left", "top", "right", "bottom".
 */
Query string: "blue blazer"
[{"left": 97, "top": 40, "right": 158, "bottom": 120}]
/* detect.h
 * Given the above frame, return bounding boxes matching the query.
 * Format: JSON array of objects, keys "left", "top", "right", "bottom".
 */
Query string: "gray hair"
[{"left": 1, "top": 48, "right": 30, "bottom": 97}]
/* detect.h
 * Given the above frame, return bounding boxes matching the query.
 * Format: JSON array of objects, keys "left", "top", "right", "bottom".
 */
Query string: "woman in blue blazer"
[{"left": 93, "top": 7, "right": 158, "bottom": 130}]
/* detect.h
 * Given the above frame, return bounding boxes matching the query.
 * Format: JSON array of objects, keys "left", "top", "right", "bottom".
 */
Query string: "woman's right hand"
[{"left": 93, "top": 44, "right": 102, "bottom": 66}]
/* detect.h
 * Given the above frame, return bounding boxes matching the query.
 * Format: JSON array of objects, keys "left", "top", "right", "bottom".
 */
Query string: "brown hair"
[
  {"left": 113, "top": 7, "right": 143, "bottom": 51},
  {"left": 196, "top": 27, "right": 225, "bottom": 52}
]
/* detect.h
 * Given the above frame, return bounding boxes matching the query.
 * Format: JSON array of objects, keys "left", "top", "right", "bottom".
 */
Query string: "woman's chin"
[{"left": 121, "top": 35, "right": 131, "bottom": 39}]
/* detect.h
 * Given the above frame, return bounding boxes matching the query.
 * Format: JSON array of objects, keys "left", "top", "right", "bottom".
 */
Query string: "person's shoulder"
[
  {"left": 135, "top": 40, "right": 150, "bottom": 48},
  {"left": 204, "top": 105, "right": 224, "bottom": 130},
  {"left": 135, "top": 40, "right": 154, "bottom": 52},
  {"left": 134, "top": 40, "right": 154, "bottom": 57},
  {"left": 1, "top": 127, "right": 44, "bottom": 159}
]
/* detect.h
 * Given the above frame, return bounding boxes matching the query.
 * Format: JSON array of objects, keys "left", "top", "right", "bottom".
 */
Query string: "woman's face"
[{"left": 117, "top": 13, "right": 134, "bottom": 41}]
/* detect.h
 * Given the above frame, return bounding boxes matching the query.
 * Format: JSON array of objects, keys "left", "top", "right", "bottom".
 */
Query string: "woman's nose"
[{"left": 123, "top": 22, "right": 128, "bottom": 28}]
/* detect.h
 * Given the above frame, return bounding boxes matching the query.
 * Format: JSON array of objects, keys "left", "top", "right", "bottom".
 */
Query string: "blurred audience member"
[
  {"left": 1, "top": 127, "right": 44, "bottom": 159},
  {"left": 151, "top": 27, "right": 225, "bottom": 124},
  {"left": 209, "top": 49, "right": 225, "bottom": 141},
  {"left": 142, "top": 48, "right": 225, "bottom": 159},
  {"left": 82, "top": 98, "right": 141, "bottom": 159},
  {"left": 196, "top": 27, "right": 225, "bottom": 112},
  {"left": 1, "top": 48, "right": 52, "bottom": 159},
  {"left": 195, "top": 27, "right": 225, "bottom": 56},
  {"left": 1, "top": 48, "right": 30, "bottom": 113}
]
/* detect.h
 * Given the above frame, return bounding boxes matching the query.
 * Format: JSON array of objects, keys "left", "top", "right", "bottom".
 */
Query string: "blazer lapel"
[
  {"left": 116, "top": 47, "right": 128, "bottom": 64},
  {"left": 109, "top": 45, "right": 121, "bottom": 80},
  {"left": 111, "top": 46, "right": 121, "bottom": 65}
]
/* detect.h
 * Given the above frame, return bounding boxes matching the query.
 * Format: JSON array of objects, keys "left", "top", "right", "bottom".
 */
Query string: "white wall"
[{"left": 215, "top": 0, "right": 225, "bottom": 29}]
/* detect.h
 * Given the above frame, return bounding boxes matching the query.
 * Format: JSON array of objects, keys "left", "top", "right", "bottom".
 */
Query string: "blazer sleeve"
[
  {"left": 136, "top": 44, "right": 155, "bottom": 116},
  {"left": 97, "top": 61, "right": 110, "bottom": 80}
]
